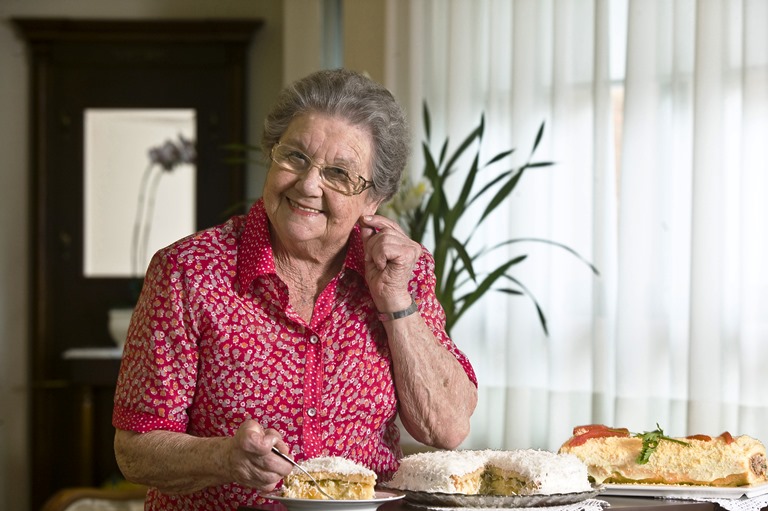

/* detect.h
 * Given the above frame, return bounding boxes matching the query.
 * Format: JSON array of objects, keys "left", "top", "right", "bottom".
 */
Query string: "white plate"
[
  {"left": 600, "top": 481, "right": 768, "bottom": 499},
  {"left": 264, "top": 490, "right": 404, "bottom": 511}
]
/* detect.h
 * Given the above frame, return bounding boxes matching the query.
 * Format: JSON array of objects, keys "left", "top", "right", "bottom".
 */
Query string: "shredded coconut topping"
[
  {"left": 389, "top": 449, "right": 592, "bottom": 495},
  {"left": 296, "top": 456, "right": 375, "bottom": 477},
  {"left": 487, "top": 449, "right": 593, "bottom": 494},
  {"left": 389, "top": 450, "right": 487, "bottom": 492}
]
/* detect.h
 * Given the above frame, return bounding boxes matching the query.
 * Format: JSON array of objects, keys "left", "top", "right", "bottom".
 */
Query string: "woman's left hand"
[
  {"left": 358, "top": 214, "right": 422, "bottom": 312},
  {"left": 359, "top": 215, "right": 477, "bottom": 450}
]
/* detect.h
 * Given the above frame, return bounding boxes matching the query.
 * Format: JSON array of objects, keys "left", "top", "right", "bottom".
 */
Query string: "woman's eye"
[
  {"left": 287, "top": 151, "right": 310, "bottom": 166},
  {"left": 324, "top": 166, "right": 350, "bottom": 181}
]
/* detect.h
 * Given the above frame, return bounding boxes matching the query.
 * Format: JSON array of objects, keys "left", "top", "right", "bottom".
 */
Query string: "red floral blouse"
[{"left": 112, "top": 199, "right": 477, "bottom": 510}]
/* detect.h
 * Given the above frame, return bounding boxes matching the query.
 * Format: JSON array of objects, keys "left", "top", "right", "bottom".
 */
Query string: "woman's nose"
[{"left": 294, "top": 164, "right": 324, "bottom": 193}]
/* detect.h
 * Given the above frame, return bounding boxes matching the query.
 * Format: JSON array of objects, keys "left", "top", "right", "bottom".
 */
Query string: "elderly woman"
[{"left": 113, "top": 68, "right": 478, "bottom": 510}]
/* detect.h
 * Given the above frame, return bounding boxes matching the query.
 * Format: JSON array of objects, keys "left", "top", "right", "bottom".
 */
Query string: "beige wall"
[{"left": 343, "top": 0, "right": 386, "bottom": 83}]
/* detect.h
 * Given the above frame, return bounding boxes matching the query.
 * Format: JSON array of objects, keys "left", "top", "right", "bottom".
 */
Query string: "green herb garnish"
[{"left": 634, "top": 423, "right": 689, "bottom": 464}]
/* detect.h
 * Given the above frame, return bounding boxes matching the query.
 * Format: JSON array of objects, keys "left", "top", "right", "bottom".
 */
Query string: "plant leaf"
[
  {"left": 445, "top": 153, "right": 480, "bottom": 233},
  {"left": 448, "top": 237, "right": 477, "bottom": 282},
  {"left": 525, "top": 161, "right": 556, "bottom": 168},
  {"left": 485, "top": 149, "right": 515, "bottom": 166},
  {"left": 500, "top": 274, "right": 549, "bottom": 335},
  {"left": 491, "top": 237, "right": 600, "bottom": 275},
  {"left": 497, "top": 288, "right": 524, "bottom": 296},
  {"left": 442, "top": 120, "right": 483, "bottom": 179},
  {"left": 422, "top": 142, "right": 440, "bottom": 182},
  {"left": 530, "top": 121, "right": 546, "bottom": 157},
  {"left": 478, "top": 167, "right": 526, "bottom": 223},
  {"left": 454, "top": 255, "right": 528, "bottom": 323},
  {"left": 466, "top": 169, "right": 514, "bottom": 209}
]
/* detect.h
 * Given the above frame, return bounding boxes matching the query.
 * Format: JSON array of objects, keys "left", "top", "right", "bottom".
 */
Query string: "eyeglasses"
[{"left": 270, "top": 143, "right": 374, "bottom": 196}]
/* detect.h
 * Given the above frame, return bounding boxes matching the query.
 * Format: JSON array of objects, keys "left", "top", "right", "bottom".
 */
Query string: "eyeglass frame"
[{"left": 269, "top": 142, "right": 375, "bottom": 196}]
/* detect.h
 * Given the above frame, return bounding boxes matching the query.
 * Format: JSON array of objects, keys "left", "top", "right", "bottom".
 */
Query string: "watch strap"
[{"left": 377, "top": 297, "right": 418, "bottom": 322}]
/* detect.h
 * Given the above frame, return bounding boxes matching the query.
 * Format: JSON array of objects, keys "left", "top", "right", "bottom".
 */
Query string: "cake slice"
[
  {"left": 388, "top": 450, "right": 487, "bottom": 494},
  {"left": 485, "top": 449, "right": 592, "bottom": 495},
  {"left": 282, "top": 456, "right": 376, "bottom": 500}
]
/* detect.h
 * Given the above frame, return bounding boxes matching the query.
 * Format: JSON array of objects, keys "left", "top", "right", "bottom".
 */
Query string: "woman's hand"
[
  {"left": 358, "top": 214, "right": 422, "bottom": 313},
  {"left": 114, "top": 421, "right": 294, "bottom": 494},
  {"left": 358, "top": 215, "right": 477, "bottom": 450},
  {"left": 228, "top": 420, "right": 293, "bottom": 491}
]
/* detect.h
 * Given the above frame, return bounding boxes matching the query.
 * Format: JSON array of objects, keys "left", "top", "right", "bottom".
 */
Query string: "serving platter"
[
  {"left": 396, "top": 488, "right": 601, "bottom": 508},
  {"left": 264, "top": 490, "right": 404, "bottom": 511},
  {"left": 600, "top": 481, "right": 768, "bottom": 499}
]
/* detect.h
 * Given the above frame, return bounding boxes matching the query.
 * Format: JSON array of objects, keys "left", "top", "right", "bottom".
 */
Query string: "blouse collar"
[{"left": 237, "top": 199, "right": 367, "bottom": 292}]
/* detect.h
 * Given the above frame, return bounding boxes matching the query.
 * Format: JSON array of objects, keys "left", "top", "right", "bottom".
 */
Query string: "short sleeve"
[{"left": 112, "top": 248, "right": 199, "bottom": 433}]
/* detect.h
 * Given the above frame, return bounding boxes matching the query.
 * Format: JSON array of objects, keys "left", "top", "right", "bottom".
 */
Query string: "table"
[
  {"left": 602, "top": 497, "right": 729, "bottom": 511},
  {"left": 239, "top": 495, "right": 757, "bottom": 511},
  {"left": 62, "top": 347, "right": 123, "bottom": 483}
]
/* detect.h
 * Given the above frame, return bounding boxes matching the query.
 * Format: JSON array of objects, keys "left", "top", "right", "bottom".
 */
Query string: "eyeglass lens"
[{"left": 272, "top": 144, "right": 370, "bottom": 195}]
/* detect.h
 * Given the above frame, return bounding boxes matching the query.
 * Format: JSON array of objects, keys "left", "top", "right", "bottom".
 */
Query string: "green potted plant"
[{"left": 379, "top": 103, "right": 598, "bottom": 336}]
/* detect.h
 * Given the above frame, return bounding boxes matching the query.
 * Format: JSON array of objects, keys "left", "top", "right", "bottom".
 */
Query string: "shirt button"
[
  {"left": 307, "top": 407, "right": 317, "bottom": 417},
  {"left": 309, "top": 335, "right": 319, "bottom": 344}
]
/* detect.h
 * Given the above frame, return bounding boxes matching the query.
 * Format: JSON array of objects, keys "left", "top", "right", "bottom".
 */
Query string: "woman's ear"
[{"left": 365, "top": 197, "right": 384, "bottom": 216}]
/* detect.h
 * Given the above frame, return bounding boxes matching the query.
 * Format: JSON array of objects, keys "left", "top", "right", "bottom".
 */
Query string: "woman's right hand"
[
  {"left": 228, "top": 419, "right": 294, "bottom": 491},
  {"left": 114, "top": 423, "right": 295, "bottom": 495}
]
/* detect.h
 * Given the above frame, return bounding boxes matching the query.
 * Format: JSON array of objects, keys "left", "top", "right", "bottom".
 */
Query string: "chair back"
[{"left": 40, "top": 487, "right": 147, "bottom": 511}]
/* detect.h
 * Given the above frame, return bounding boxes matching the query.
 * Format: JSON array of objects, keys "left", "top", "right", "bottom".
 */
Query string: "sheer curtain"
[{"left": 386, "top": 0, "right": 768, "bottom": 451}]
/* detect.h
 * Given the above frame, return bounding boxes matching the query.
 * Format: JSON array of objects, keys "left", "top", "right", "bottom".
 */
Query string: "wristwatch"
[{"left": 377, "top": 297, "right": 418, "bottom": 322}]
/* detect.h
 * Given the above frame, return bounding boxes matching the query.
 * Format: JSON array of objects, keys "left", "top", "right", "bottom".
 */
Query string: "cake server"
[{"left": 271, "top": 446, "right": 336, "bottom": 500}]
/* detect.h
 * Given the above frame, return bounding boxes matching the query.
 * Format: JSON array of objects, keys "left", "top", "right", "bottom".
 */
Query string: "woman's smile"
[{"left": 286, "top": 197, "right": 323, "bottom": 215}]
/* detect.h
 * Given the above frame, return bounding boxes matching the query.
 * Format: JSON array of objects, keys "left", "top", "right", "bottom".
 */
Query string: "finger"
[
  {"left": 240, "top": 420, "right": 277, "bottom": 456},
  {"left": 359, "top": 214, "right": 405, "bottom": 236},
  {"left": 262, "top": 428, "right": 284, "bottom": 450},
  {"left": 359, "top": 225, "right": 377, "bottom": 247},
  {"left": 364, "top": 233, "right": 394, "bottom": 268},
  {"left": 241, "top": 419, "right": 263, "bottom": 444},
  {"left": 372, "top": 247, "right": 411, "bottom": 272},
  {"left": 267, "top": 449, "right": 295, "bottom": 476},
  {"left": 269, "top": 432, "right": 291, "bottom": 456}
]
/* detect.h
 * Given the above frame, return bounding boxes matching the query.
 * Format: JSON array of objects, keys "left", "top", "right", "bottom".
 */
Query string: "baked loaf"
[
  {"left": 388, "top": 449, "right": 592, "bottom": 496},
  {"left": 559, "top": 424, "right": 768, "bottom": 487},
  {"left": 282, "top": 456, "right": 376, "bottom": 500}
]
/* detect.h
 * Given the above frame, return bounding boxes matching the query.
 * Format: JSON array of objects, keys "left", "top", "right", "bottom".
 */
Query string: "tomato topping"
[
  {"left": 719, "top": 431, "right": 735, "bottom": 444},
  {"left": 572, "top": 424, "right": 630, "bottom": 435},
  {"left": 573, "top": 424, "right": 606, "bottom": 435},
  {"left": 685, "top": 434, "right": 712, "bottom": 441},
  {"left": 566, "top": 425, "right": 631, "bottom": 447}
]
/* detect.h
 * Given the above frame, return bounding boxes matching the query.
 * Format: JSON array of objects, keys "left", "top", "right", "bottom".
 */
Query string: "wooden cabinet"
[{"left": 13, "top": 18, "right": 262, "bottom": 509}]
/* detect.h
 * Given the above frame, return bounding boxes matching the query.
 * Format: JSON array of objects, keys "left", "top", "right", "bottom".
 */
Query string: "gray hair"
[{"left": 261, "top": 68, "right": 410, "bottom": 202}]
